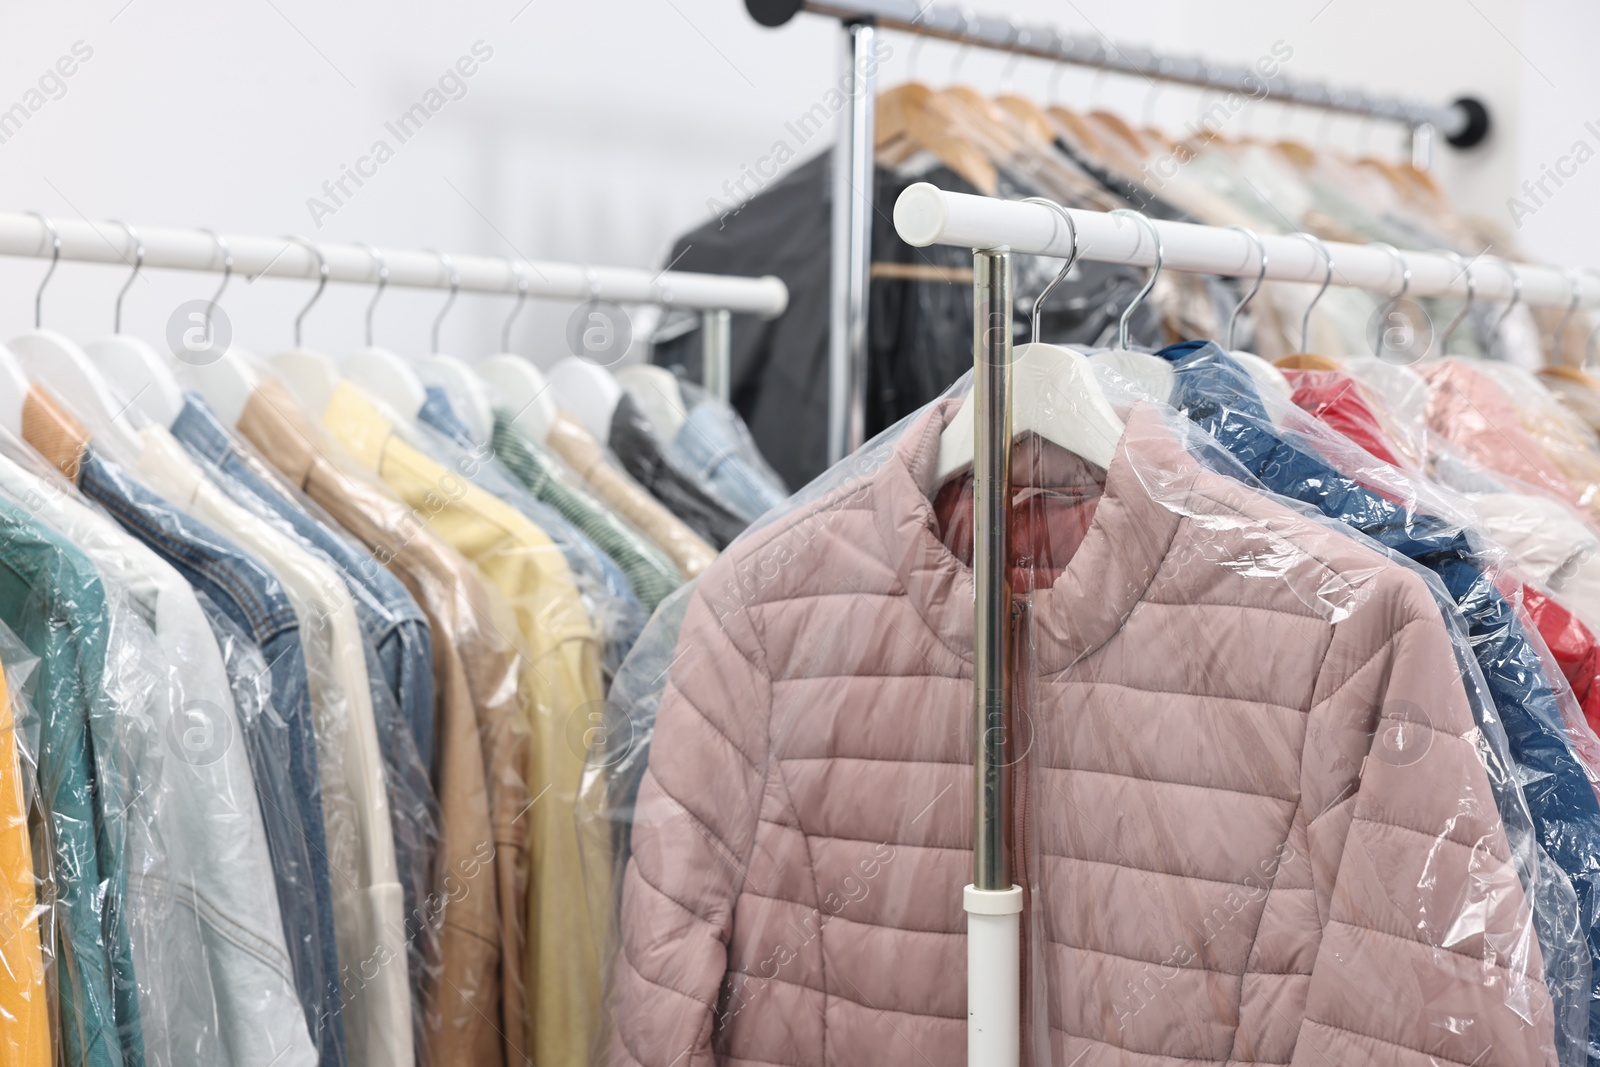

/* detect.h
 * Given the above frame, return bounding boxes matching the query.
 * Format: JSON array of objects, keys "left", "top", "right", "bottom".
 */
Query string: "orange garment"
[{"left": 0, "top": 663, "right": 51, "bottom": 1066}]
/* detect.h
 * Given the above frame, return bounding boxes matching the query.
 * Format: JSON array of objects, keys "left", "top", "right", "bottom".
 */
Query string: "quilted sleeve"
[
  {"left": 1296, "top": 590, "right": 1560, "bottom": 1067},
  {"left": 609, "top": 580, "right": 773, "bottom": 1067}
]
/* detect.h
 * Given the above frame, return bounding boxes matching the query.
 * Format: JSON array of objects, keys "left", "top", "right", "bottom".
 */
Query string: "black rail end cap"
[
  {"left": 747, "top": 0, "right": 805, "bottom": 26},
  {"left": 1446, "top": 97, "right": 1490, "bottom": 149}
]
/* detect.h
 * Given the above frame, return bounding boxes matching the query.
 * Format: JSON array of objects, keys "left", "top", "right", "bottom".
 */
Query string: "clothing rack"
[
  {"left": 891, "top": 181, "right": 1590, "bottom": 1067},
  {"left": 745, "top": 0, "right": 1492, "bottom": 466},
  {"left": 0, "top": 212, "right": 790, "bottom": 404}
]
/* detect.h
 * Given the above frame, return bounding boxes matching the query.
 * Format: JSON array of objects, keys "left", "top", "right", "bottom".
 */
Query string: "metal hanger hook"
[
  {"left": 26, "top": 211, "right": 61, "bottom": 329},
  {"left": 502, "top": 260, "right": 530, "bottom": 353},
  {"left": 429, "top": 250, "right": 461, "bottom": 355},
  {"left": 110, "top": 219, "right": 144, "bottom": 334},
  {"left": 1020, "top": 197, "right": 1079, "bottom": 345},
  {"left": 196, "top": 228, "right": 233, "bottom": 347},
  {"left": 1109, "top": 208, "right": 1164, "bottom": 351},
  {"left": 361, "top": 244, "right": 389, "bottom": 347},
  {"left": 1371, "top": 241, "right": 1410, "bottom": 357},
  {"left": 286, "top": 235, "right": 329, "bottom": 348},
  {"left": 1225, "top": 225, "right": 1268, "bottom": 350},
  {"left": 1437, "top": 251, "right": 1475, "bottom": 356},
  {"left": 1554, "top": 269, "right": 1585, "bottom": 361},
  {"left": 1293, "top": 232, "right": 1334, "bottom": 352},
  {"left": 1489, "top": 260, "right": 1523, "bottom": 345}
]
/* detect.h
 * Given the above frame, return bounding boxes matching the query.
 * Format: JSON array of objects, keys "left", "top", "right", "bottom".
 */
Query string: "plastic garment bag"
[
  {"left": 1103, "top": 340, "right": 1599, "bottom": 1064},
  {"left": 412, "top": 386, "right": 647, "bottom": 679},
  {"left": 595, "top": 362, "right": 1561, "bottom": 1067},
  {"left": 172, "top": 437, "right": 442, "bottom": 1067},
  {"left": 0, "top": 620, "right": 51, "bottom": 1066},
  {"left": 664, "top": 379, "right": 790, "bottom": 524}
]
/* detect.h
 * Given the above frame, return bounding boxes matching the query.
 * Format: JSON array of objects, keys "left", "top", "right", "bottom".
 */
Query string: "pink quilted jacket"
[{"left": 610, "top": 401, "right": 1557, "bottom": 1067}]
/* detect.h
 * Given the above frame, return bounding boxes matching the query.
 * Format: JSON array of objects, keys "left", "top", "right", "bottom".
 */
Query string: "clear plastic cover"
[
  {"left": 595, "top": 355, "right": 1571, "bottom": 1067},
  {"left": 0, "top": 617, "right": 51, "bottom": 1066},
  {"left": 664, "top": 379, "right": 790, "bottom": 524},
  {"left": 175, "top": 439, "right": 442, "bottom": 1067}
]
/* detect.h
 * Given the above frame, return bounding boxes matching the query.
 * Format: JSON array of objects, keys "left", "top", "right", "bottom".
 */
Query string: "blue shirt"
[
  {"left": 672, "top": 400, "right": 788, "bottom": 522},
  {"left": 1156, "top": 339, "right": 1600, "bottom": 1065},
  {"left": 78, "top": 450, "right": 348, "bottom": 1067},
  {"left": 169, "top": 393, "right": 441, "bottom": 1005}
]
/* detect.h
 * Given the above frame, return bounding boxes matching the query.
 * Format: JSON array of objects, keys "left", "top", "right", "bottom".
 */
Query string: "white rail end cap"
[
  {"left": 894, "top": 182, "right": 949, "bottom": 248},
  {"left": 964, "top": 884, "right": 1024, "bottom": 915}
]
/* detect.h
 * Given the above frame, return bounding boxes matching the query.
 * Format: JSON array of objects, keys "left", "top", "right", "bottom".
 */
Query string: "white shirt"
[{"left": 135, "top": 426, "right": 413, "bottom": 1067}]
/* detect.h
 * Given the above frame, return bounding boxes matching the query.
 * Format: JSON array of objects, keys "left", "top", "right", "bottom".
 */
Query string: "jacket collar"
[{"left": 870, "top": 395, "right": 1188, "bottom": 674}]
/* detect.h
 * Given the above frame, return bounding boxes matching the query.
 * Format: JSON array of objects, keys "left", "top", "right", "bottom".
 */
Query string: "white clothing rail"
[
  {"left": 893, "top": 183, "right": 1594, "bottom": 308},
  {"left": 0, "top": 213, "right": 790, "bottom": 318}
]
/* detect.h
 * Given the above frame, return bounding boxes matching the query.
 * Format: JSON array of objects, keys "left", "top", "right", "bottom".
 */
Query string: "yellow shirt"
[
  {"left": 323, "top": 383, "right": 604, "bottom": 1067},
  {"left": 0, "top": 659, "right": 50, "bottom": 1066}
]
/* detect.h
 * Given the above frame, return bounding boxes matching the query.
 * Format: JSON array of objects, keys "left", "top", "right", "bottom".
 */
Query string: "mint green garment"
[
  {"left": 491, "top": 412, "right": 683, "bottom": 612},
  {"left": 0, "top": 495, "right": 144, "bottom": 1067}
]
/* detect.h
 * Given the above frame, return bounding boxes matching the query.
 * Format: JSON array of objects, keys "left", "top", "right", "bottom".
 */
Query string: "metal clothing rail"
[
  {"left": 894, "top": 182, "right": 1594, "bottom": 1067},
  {"left": 747, "top": 0, "right": 1491, "bottom": 469},
  {"left": 0, "top": 211, "right": 790, "bottom": 402}
]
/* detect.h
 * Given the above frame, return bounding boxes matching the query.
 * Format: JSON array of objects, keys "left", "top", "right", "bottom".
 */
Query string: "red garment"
[
  {"left": 1522, "top": 583, "right": 1600, "bottom": 746},
  {"left": 1284, "top": 368, "right": 1406, "bottom": 467},
  {"left": 933, "top": 476, "right": 1100, "bottom": 593}
]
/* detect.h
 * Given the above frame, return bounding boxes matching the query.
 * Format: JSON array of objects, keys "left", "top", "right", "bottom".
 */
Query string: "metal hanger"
[
  {"left": 430, "top": 249, "right": 460, "bottom": 354},
  {"left": 344, "top": 244, "right": 427, "bottom": 422},
  {"left": 1021, "top": 196, "right": 1078, "bottom": 344},
  {"left": 1293, "top": 232, "right": 1333, "bottom": 352},
  {"left": 414, "top": 249, "right": 493, "bottom": 440},
  {"left": 1109, "top": 208, "right": 1163, "bottom": 351},
  {"left": 27, "top": 210, "right": 59, "bottom": 329},
  {"left": 178, "top": 228, "right": 259, "bottom": 427},
  {"left": 291, "top": 235, "right": 329, "bottom": 348},
  {"left": 83, "top": 220, "right": 185, "bottom": 427},
  {"left": 1225, "top": 225, "right": 1268, "bottom": 350},
  {"left": 1437, "top": 250, "right": 1475, "bottom": 356},
  {"left": 1371, "top": 242, "right": 1410, "bottom": 358},
  {"left": 937, "top": 196, "right": 1127, "bottom": 479},
  {"left": 267, "top": 235, "right": 344, "bottom": 417},
  {"left": 1553, "top": 269, "right": 1584, "bottom": 363},
  {"left": 1489, "top": 260, "right": 1522, "bottom": 352},
  {"left": 362, "top": 242, "right": 388, "bottom": 348},
  {"left": 502, "top": 259, "right": 529, "bottom": 353}
]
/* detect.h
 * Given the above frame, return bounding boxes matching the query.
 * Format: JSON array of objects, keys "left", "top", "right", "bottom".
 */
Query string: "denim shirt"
[
  {"left": 171, "top": 394, "right": 436, "bottom": 768},
  {"left": 418, "top": 386, "right": 645, "bottom": 673},
  {"left": 1156, "top": 339, "right": 1600, "bottom": 1064},
  {"left": 0, "top": 495, "right": 145, "bottom": 1067},
  {"left": 672, "top": 401, "right": 787, "bottom": 523},
  {"left": 77, "top": 450, "right": 348, "bottom": 1067}
]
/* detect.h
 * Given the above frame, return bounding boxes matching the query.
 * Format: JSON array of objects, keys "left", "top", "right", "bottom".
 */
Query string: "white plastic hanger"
[
  {"left": 549, "top": 357, "right": 623, "bottom": 442},
  {"left": 84, "top": 221, "right": 185, "bottom": 428},
  {"left": 267, "top": 237, "right": 346, "bottom": 418},
  {"left": 413, "top": 250, "right": 494, "bottom": 439},
  {"left": 175, "top": 231, "right": 260, "bottom": 426},
  {"left": 473, "top": 263, "right": 559, "bottom": 441},
  {"left": 937, "top": 198, "right": 1125, "bottom": 480},
  {"left": 1223, "top": 225, "right": 1291, "bottom": 397},
  {"left": 342, "top": 245, "right": 426, "bottom": 425},
  {"left": 10, "top": 213, "right": 144, "bottom": 458},
  {"left": 615, "top": 364, "right": 687, "bottom": 438}
]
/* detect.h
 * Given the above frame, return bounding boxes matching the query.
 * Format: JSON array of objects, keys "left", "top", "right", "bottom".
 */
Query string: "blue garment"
[
  {"left": 172, "top": 394, "right": 436, "bottom": 768},
  {"left": 77, "top": 450, "right": 348, "bottom": 1067},
  {"left": 170, "top": 392, "right": 440, "bottom": 1005},
  {"left": 1156, "top": 339, "right": 1600, "bottom": 1065},
  {"left": 418, "top": 385, "right": 646, "bottom": 673},
  {"left": 672, "top": 401, "right": 787, "bottom": 522}
]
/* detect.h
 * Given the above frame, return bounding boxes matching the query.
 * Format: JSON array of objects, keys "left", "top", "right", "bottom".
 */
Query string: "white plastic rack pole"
[
  {"left": 0, "top": 213, "right": 790, "bottom": 317},
  {"left": 893, "top": 183, "right": 1597, "bottom": 308}
]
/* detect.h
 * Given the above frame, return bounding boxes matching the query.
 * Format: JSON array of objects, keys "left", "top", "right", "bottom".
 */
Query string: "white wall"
[{"left": 0, "top": 0, "right": 1585, "bottom": 368}]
